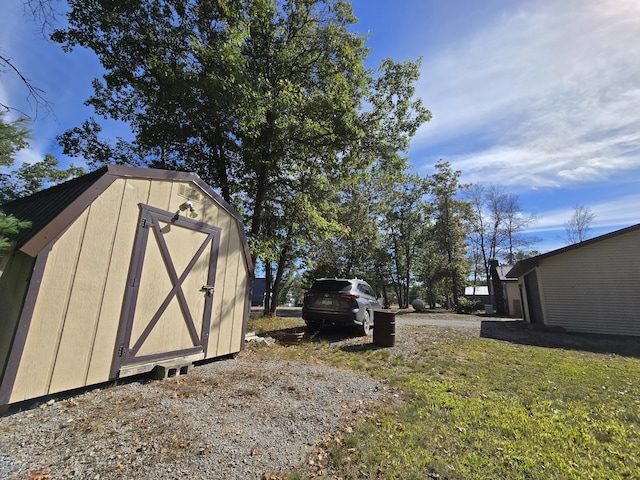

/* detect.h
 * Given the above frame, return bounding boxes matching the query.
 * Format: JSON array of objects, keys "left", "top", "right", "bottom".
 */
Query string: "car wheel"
[{"left": 361, "top": 310, "right": 372, "bottom": 336}]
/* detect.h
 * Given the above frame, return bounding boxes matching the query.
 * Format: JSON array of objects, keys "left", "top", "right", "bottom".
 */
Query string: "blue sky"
[{"left": 2, "top": 0, "right": 640, "bottom": 255}]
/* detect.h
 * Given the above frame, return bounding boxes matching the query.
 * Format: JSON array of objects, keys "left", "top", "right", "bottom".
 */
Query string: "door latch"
[{"left": 201, "top": 285, "right": 215, "bottom": 296}]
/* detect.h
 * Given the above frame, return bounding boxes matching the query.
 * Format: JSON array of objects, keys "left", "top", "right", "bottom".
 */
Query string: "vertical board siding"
[
  {"left": 540, "top": 230, "right": 640, "bottom": 335},
  {"left": 228, "top": 222, "right": 249, "bottom": 353},
  {"left": 0, "top": 253, "right": 35, "bottom": 379},
  {"left": 48, "top": 181, "right": 125, "bottom": 394},
  {"left": 9, "top": 210, "right": 89, "bottom": 403},
  {"left": 86, "top": 178, "right": 148, "bottom": 384},
  {"left": 212, "top": 212, "right": 233, "bottom": 357},
  {"left": 199, "top": 192, "right": 223, "bottom": 357}
]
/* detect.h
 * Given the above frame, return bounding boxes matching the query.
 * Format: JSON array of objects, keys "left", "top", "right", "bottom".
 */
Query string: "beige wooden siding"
[
  {"left": 210, "top": 208, "right": 233, "bottom": 356},
  {"left": 8, "top": 177, "right": 249, "bottom": 403},
  {"left": 228, "top": 222, "right": 249, "bottom": 353},
  {"left": 10, "top": 209, "right": 90, "bottom": 403},
  {"left": 0, "top": 252, "right": 34, "bottom": 378},
  {"left": 48, "top": 180, "right": 127, "bottom": 394},
  {"left": 539, "top": 230, "right": 640, "bottom": 335},
  {"left": 86, "top": 178, "right": 151, "bottom": 384}
]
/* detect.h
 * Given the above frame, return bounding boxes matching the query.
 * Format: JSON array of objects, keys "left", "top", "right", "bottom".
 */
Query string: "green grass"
[
  {"left": 331, "top": 341, "right": 640, "bottom": 480},
  {"left": 247, "top": 312, "right": 305, "bottom": 335},
  {"left": 246, "top": 316, "right": 640, "bottom": 480}
]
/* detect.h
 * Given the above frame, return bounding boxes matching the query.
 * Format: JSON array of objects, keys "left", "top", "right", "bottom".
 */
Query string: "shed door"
[
  {"left": 524, "top": 270, "right": 543, "bottom": 324},
  {"left": 112, "top": 204, "right": 221, "bottom": 377}
]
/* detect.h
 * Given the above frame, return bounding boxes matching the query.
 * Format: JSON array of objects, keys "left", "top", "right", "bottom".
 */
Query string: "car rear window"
[{"left": 310, "top": 280, "right": 352, "bottom": 292}]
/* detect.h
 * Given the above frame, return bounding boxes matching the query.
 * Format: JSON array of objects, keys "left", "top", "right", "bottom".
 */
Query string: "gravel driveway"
[{"left": 0, "top": 352, "right": 394, "bottom": 480}]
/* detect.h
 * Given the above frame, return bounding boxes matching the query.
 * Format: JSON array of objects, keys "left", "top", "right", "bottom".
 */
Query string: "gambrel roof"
[{"left": 2, "top": 165, "right": 252, "bottom": 274}]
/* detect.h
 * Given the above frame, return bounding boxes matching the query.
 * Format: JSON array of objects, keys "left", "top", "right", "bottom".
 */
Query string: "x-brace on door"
[{"left": 112, "top": 204, "right": 221, "bottom": 377}]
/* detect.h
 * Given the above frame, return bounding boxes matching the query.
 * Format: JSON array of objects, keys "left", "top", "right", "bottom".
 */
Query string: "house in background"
[
  {"left": 489, "top": 260, "right": 522, "bottom": 317},
  {"left": 463, "top": 285, "right": 489, "bottom": 309},
  {"left": 507, "top": 223, "right": 640, "bottom": 336}
]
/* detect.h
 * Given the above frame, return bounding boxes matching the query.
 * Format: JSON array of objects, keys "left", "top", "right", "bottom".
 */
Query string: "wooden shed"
[
  {"left": 0, "top": 165, "right": 253, "bottom": 406},
  {"left": 506, "top": 223, "right": 640, "bottom": 336}
]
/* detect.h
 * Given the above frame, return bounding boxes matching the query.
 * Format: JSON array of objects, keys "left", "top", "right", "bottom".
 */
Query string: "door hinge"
[
  {"left": 140, "top": 217, "right": 150, "bottom": 229},
  {"left": 117, "top": 345, "right": 128, "bottom": 357}
]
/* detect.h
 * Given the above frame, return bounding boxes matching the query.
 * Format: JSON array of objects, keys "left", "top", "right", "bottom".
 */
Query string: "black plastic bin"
[{"left": 373, "top": 309, "right": 397, "bottom": 347}]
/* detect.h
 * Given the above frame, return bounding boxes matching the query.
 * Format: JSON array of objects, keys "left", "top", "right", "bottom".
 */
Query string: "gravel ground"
[
  {"left": 2, "top": 312, "right": 638, "bottom": 480},
  {"left": 0, "top": 347, "right": 395, "bottom": 480}
]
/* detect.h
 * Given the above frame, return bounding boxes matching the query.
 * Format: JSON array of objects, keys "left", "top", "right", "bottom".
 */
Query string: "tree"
[
  {"left": 376, "top": 172, "right": 429, "bottom": 309},
  {"left": 428, "top": 161, "right": 472, "bottom": 308},
  {"left": 0, "top": 114, "right": 31, "bottom": 165},
  {"left": 53, "top": 0, "right": 430, "bottom": 313},
  {"left": 0, "top": 112, "right": 32, "bottom": 253},
  {"left": 1, "top": 0, "right": 58, "bottom": 116},
  {"left": 0, "top": 55, "right": 51, "bottom": 117},
  {"left": 564, "top": 204, "right": 595, "bottom": 244},
  {"left": 466, "top": 184, "right": 538, "bottom": 282},
  {"left": 0, "top": 153, "right": 85, "bottom": 203}
]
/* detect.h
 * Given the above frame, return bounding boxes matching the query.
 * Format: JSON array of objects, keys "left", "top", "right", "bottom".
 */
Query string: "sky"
[{"left": 2, "top": 0, "right": 640, "bottom": 255}]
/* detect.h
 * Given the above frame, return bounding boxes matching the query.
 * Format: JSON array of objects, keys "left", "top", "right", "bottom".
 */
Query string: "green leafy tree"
[
  {"left": 0, "top": 212, "right": 31, "bottom": 253},
  {"left": 0, "top": 154, "right": 85, "bottom": 203},
  {"left": 428, "top": 161, "right": 472, "bottom": 308},
  {"left": 0, "top": 113, "right": 32, "bottom": 253},
  {"left": 376, "top": 172, "right": 429, "bottom": 309},
  {"left": 0, "top": 115, "right": 31, "bottom": 166},
  {"left": 415, "top": 234, "right": 447, "bottom": 308},
  {"left": 53, "top": 0, "right": 431, "bottom": 314}
]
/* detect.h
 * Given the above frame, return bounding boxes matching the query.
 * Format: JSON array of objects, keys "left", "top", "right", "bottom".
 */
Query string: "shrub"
[{"left": 455, "top": 297, "right": 477, "bottom": 314}]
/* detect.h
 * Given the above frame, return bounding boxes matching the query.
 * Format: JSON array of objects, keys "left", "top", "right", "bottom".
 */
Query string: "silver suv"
[{"left": 302, "top": 278, "right": 383, "bottom": 335}]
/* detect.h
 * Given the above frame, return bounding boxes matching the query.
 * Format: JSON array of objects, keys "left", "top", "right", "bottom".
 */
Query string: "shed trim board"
[
  {"left": 0, "top": 249, "right": 50, "bottom": 404},
  {"left": 0, "top": 166, "right": 254, "bottom": 405}
]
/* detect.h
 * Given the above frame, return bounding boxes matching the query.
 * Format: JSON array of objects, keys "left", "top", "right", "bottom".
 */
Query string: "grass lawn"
[{"left": 248, "top": 315, "right": 640, "bottom": 479}]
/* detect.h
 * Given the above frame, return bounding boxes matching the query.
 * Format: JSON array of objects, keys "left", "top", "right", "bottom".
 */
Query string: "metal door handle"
[{"left": 201, "top": 285, "right": 215, "bottom": 296}]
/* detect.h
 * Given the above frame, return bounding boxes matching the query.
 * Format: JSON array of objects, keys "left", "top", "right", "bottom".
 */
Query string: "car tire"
[
  {"left": 306, "top": 321, "right": 319, "bottom": 333},
  {"left": 361, "top": 310, "right": 372, "bottom": 336}
]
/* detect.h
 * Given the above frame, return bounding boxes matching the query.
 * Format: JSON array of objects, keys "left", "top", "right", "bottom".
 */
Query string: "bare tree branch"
[
  {"left": 564, "top": 204, "right": 595, "bottom": 244},
  {"left": 0, "top": 54, "right": 53, "bottom": 119}
]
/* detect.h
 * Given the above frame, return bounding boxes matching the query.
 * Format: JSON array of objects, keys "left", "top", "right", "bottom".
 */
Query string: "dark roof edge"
[
  {"left": 507, "top": 222, "right": 640, "bottom": 278},
  {"left": 15, "top": 165, "right": 252, "bottom": 276},
  {"left": 19, "top": 168, "right": 115, "bottom": 256}
]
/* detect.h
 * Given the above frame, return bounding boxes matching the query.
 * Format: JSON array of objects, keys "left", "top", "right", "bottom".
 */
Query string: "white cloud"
[
  {"left": 528, "top": 193, "right": 640, "bottom": 233},
  {"left": 413, "top": 0, "right": 640, "bottom": 189}
]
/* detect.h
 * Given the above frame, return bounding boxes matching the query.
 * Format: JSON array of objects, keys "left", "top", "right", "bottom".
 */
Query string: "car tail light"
[
  {"left": 337, "top": 294, "right": 360, "bottom": 299},
  {"left": 304, "top": 292, "right": 318, "bottom": 297}
]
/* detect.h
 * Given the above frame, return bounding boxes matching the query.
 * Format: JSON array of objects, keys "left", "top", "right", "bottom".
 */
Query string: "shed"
[
  {"left": 0, "top": 165, "right": 253, "bottom": 406},
  {"left": 506, "top": 223, "right": 640, "bottom": 336}
]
